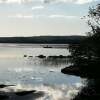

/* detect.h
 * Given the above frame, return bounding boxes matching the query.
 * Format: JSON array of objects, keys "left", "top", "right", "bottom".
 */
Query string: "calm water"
[{"left": 0, "top": 44, "right": 83, "bottom": 100}]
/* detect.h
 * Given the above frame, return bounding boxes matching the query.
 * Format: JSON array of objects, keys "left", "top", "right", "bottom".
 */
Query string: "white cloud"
[
  {"left": 0, "top": 0, "right": 98, "bottom": 4},
  {"left": 75, "top": 0, "right": 98, "bottom": 4},
  {"left": 32, "top": 5, "right": 44, "bottom": 10},
  {"left": 43, "top": 0, "right": 98, "bottom": 4},
  {"left": 0, "top": 0, "right": 35, "bottom": 4},
  {"left": 8, "top": 14, "right": 78, "bottom": 19},
  {"left": 8, "top": 14, "right": 48, "bottom": 19},
  {"left": 49, "top": 14, "right": 78, "bottom": 19},
  {"left": 8, "top": 14, "right": 33, "bottom": 18}
]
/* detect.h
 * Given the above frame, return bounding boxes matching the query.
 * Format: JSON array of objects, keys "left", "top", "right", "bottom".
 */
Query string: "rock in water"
[
  {"left": 36, "top": 55, "right": 46, "bottom": 59},
  {"left": 15, "top": 90, "right": 36, "bottom": 96},
  {"left": 0, "top": 84, "right": 15, "bottom": 88}
]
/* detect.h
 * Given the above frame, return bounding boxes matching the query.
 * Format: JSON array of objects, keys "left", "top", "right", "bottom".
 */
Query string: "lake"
[{"left": 0, "top": 44, "right": 84, "bottom": 100}]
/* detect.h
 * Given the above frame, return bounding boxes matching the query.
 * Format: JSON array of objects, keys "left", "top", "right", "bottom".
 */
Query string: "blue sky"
[{"left": 0, "top": 0, "right": 99, "bottom": 37}]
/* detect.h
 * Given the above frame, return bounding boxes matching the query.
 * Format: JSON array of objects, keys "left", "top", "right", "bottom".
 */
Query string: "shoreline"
[{"left": 61, "top": 65, "right": 100, "bottom": 79}]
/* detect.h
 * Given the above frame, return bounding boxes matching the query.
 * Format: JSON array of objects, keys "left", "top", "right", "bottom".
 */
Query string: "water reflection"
[
  {"left": 0, "top": 45, "right": 83, "bottom": 100},
  {"left": 26, "top": 56, "right": 70, "bottom": 67},
  {"left": 0, "top": 83, "right": 83, "bottom": 100}
]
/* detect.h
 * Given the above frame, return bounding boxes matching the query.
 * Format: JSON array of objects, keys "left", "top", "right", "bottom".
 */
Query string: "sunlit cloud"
[
  {"left": 49, "top": 15, "right": 78, "bottom": 19},
  {"left": 8, "top": 14, "right": 47, "bottom": 19},
  {"left": 0, "top": 0, "right": 35, "bottom": 4},
  {"left": 75, "top": 0, "right": 98, "bottom": 4},
  {"left": 8, "top": 14, "right": 33, "bottom": 19},
  {"left": 8, "top": 14, "right": 79, "bottom": 19},
  {"left": 43, "top": 0, "right": 98, "bottom": 4},
  {"left": 32, "top": 5, "right": 44, "bottom": 10},
  {"left": 0, "top": 0, "right": 98, "bottom": 4}
]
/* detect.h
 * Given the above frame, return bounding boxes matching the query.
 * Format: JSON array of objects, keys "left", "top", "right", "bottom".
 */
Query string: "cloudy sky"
[{"left": 0, "top": 0, "right": 99, "bottom": 37}]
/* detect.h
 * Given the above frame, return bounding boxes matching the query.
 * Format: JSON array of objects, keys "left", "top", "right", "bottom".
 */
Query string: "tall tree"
[{"left": 62, "top": 4, "right": 100, "bottom": 78}]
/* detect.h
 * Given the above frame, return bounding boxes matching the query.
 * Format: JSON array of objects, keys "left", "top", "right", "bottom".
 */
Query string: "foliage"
[
  {"left": 68, "top": 4, "right": 100, "bottom": 78},
  {"left": 69, "top": 4, "right": 100, "bottom": 100}
]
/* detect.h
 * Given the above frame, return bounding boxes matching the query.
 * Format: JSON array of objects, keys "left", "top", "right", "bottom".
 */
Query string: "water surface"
[{"left": 0, "top": 44, "right": 83, "bottom": 100}]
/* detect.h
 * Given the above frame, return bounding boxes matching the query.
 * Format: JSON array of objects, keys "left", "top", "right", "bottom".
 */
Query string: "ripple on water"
[{"left": 0, "top": 83, "right": 83, "bottom": 100}]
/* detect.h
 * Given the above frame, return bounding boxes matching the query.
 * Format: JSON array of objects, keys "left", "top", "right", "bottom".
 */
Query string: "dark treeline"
[
  {"left": 0, "top": 36, "right": 85, "bottom": 44},
  {"left": 61, "top": 4, "right": 100, "bottom": 100}
]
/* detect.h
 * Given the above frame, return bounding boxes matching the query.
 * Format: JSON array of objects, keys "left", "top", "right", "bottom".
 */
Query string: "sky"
[{"left": 0, "top": 0, "right": 99, "bottom": 37}]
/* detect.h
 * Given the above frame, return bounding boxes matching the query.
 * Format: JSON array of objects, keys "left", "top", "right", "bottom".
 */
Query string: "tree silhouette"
[
  {"left": 62, "top": 4, "right": 100, "bottom": 100},
  {"left": 63, "top": 4, "right": 100, "bottom": 78}
]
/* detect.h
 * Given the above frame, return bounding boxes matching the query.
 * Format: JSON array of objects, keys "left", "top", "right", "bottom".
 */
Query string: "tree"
[
  {"left": 70, "top": 4, "right": 100, "bottom": 100},
  {"left": 62, "top": 4, "right": 100, "bottom": 78}
]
